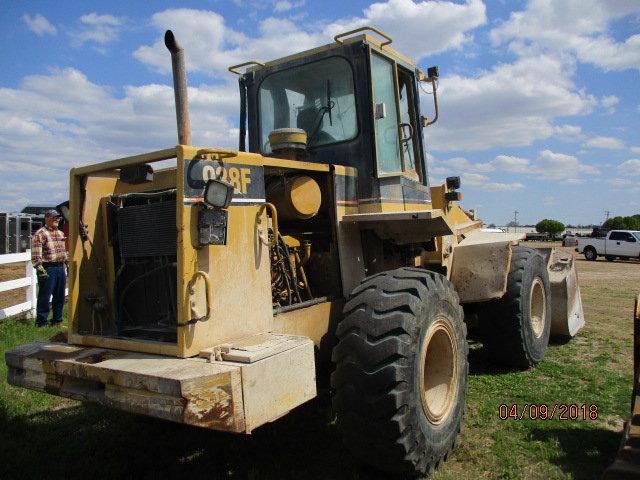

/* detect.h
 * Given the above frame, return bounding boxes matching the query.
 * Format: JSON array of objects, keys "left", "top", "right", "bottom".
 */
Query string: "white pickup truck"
[{"left": 576, "top": 230, "right": 640, "bottom": 261}]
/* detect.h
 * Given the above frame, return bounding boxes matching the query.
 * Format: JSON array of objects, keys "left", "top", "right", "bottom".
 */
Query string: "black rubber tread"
[
  {"left": 331, "top": 267, "right": 468, "bottom": 476},
  {"left": 479, "top": 246, "right": 551, "bottom": 369},
  {"left": 584, "top": 246, "right": 597, "bottom": 261}
]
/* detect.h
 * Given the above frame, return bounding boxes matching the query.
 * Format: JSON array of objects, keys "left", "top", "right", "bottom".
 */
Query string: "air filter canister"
[{"left": 267, "top": 175, "right": 322, "bottom": 221}]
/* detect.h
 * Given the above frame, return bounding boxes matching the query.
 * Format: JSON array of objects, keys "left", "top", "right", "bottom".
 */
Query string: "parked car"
[
  {"left": 576, "top": 230, "right": 640, "bottom": 261},
  {"left": 563, "top": 234, "right": 577, "bottom": 247}
]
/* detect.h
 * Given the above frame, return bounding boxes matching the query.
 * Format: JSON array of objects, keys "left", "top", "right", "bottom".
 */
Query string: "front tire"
[
  {"left": 479, "top": 246, "right": 551, "bottom": 368},
  {"left": 584, "top": 247, "right": 597, "bottom": 261},
  {"left": 331, "top": 268, "right": 468, "bottom": 476}
]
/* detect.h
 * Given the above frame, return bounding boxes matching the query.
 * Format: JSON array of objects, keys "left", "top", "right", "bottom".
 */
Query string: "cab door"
[
  {"left": 370, "top": 52, "right": 428, "bottom": 211},
  {"left": 371, "top": 53, "right": 402, "bottom": 176},
  {"left": 608, "top": 231, "right": 640, "bottom": 256}
]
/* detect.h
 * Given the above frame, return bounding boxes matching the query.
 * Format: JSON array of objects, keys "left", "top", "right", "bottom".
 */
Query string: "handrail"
[
  {"left": 256, "top": 203, "right": 279, "bottom": 248},
  {"left": 334, "top": 26, "right": 393, "bottom": 46},
  {"left": 228, "top": 61, "right": 265, "bottom": 75}
]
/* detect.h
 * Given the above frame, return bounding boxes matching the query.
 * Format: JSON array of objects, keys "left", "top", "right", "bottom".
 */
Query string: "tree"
[
  {"left": 535, "top": 219, "right": 565, "bottom": 236},
  {"left": 602, "top": 215, "right": 640, "bottom": 230}
]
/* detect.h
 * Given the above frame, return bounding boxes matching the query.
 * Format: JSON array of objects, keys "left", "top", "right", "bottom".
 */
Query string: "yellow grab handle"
[
  {"left": 228, "top": 61, "right": 265, "bottom": 75},
  {"left": 256, "top": 202, "right": 279, "bottom": 247},
  {"left": 334, "top": 26, "right": 392, "bottom": 46},
  {"left": 192, "top": 270, "right": 212, "bottom": 322}
]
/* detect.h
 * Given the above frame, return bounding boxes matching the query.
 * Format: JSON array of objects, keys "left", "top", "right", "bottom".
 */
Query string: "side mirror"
[{"left": 204, "top": 179, "right": 234, "bottom": 209}]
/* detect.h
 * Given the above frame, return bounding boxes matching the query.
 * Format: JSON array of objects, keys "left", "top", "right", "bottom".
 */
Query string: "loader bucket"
[{"left": 537, "top": 248, "right": 585, "bottom": 338}]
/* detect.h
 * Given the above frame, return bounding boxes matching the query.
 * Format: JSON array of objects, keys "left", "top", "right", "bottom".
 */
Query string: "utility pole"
[
  {"left": 604, "top": 211, "right": 610, "bottom": 224},
  {"left": 513, "top": 210, "right": 519, "bottom": 226}
]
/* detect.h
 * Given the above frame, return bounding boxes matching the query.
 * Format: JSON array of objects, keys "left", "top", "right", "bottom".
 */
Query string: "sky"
[{"left": 0, "top": 0, "right": 638, "bottom": 226}]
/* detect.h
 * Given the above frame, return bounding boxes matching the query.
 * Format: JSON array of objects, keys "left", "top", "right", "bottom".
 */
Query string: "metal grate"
[{"left": 117, "top": 201, "right": 176, "bottom": 258}]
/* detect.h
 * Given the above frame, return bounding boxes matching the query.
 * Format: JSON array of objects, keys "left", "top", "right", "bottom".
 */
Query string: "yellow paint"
[
  {"left": 273, "top": 300, "right": 343, "bottom": 346},
  {"left": 177, "top": 146, "right": 273, "bottom": 358}
]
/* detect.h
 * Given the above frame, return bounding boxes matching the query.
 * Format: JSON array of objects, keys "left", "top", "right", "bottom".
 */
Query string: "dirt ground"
[{"left": 0, "top": 263, "right": 28, "bottom": 310}]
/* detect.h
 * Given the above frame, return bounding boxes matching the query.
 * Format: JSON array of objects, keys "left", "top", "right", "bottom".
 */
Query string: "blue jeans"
[{"left": 36, "top": 265, "right": 66, "bottom": 326}]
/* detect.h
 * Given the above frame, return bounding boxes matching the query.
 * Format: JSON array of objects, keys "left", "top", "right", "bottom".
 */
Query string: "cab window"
[{"left": 259, "top": 57, "right": 357, "bottom": 153}]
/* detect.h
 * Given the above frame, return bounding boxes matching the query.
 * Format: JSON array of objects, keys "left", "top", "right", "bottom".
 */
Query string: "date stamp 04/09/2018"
[{"left": 498, "top": 403, "right": 599, "bottom": 421}]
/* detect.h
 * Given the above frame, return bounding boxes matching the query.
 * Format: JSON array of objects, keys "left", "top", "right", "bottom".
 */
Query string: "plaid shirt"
[{"left": 31, "top": 226, "right": 67, "bottom": 266}]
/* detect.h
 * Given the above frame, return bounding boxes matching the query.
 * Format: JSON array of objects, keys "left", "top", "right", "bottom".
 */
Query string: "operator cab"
[{"left": 234, "top": 27, "right": 439, "bottom": 212}]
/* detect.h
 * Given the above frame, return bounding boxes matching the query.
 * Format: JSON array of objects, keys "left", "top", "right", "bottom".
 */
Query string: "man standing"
[{"left": 31, "top": 210, "right": 67, "bottom": 327}]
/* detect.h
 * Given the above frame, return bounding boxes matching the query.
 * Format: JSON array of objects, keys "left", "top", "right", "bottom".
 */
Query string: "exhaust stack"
[{"left": 164, "top": 30, "right": 191, "bottom": 145}]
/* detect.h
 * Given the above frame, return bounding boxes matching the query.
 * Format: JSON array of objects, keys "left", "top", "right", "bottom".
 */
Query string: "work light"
[{"left": 204, "top": 179, "right": 234, "bottom": 208}]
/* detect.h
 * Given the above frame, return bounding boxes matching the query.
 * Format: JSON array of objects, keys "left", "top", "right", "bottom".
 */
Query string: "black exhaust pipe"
[{"left": 164, "top": 30, "right": 191, "bottom": 145}]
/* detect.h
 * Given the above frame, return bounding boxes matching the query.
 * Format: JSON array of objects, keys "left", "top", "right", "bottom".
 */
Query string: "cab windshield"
[{"left": 259, "top": 57, "right": 357, "bottom": 153}]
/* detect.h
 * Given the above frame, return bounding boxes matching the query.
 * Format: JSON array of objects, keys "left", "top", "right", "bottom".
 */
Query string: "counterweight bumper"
[{"left": 6, "top": 334, "right": 316, "bottom": 433}]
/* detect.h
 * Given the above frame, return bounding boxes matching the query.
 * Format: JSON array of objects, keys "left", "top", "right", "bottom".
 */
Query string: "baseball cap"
[{"left": 44, "top": 209, "right": 61, "bottom": 219}]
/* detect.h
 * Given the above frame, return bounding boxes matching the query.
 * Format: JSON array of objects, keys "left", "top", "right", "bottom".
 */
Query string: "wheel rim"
[
  {"left": 529, "top": 278, "right": 546, "bottom": 338},
  {"left": 419, "top": 318, "right": 458, "bottom": 425}
]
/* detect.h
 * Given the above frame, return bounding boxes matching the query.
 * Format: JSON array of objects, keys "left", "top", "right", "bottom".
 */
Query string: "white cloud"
[
  {"left": 601, "top": 95, "right": 619, "bottom": 109},
  {"left": 0, "top": 67, "right": 240, "bottom": 211},
  {"left": 461, "top": 173, "right": 525, "bottom": 192},
  {"left": 618, "top": 159, "right": 640, "bottom": 176},
  {"left": 585, "top": 135, "right": 625, "bottom": 150},
  {"left": 606, "top": 178, "right": 634, "bottom": 186},
  {"left": 274, "top": 0, "right": 305, "bottom": 12},
  {"left": 491, "top": 155, "right": 531, "bottom": 173},
  {"left": 537, "top": 149, "right": 599, "bottom": 180},
  {"left": 601, "top": 94, "right": 619, "bottom": 114},
  {"left": 434, "top": 150, "right": 597, "bottom": 184},
  {"left": 327, "top": 0, "right": 486, "bottom": 60},
  {"left": 542, "top": 195, "right": 554, "bottom": 205},
  {"left": 444, "top": 156, "right": 493, "bottom": 173},
  {"left": 134, "top": 2, "right": 486, "bottom": 76},
  {"left": 553, "top": 124, "right": 584, "bottom": 142},
  {"left": 491, "top": 0, "right": 640, "bottom": 71},
  {"left": 630, "top": 146, "right": 640, "bottom": 154},
  {"left": 563, "top": 178, "right": 586, "bottom": 185},
  {"left": 428, "top": 54, "right": 595, "bottom": 151},
  {"left": 69, "top": 12, "right": 125, "bottom": 46},
  {"left": 22, "top": 13, "right": 57, "bottom": 36}
]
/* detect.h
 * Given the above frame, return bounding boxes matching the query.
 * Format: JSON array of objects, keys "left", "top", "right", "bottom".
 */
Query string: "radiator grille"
[{"left": 117, "top": 201, "right": 176, "bottom": 258}]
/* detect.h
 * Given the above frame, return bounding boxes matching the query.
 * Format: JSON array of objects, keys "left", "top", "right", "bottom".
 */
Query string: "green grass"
[{"left": 1, "top": 253, "right": 637, "bottom": 479}]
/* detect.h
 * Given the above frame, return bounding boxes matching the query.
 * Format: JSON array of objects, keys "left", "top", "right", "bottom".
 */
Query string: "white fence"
[{"left": 0, "top": 250, "right": 68, "bottom": 320}]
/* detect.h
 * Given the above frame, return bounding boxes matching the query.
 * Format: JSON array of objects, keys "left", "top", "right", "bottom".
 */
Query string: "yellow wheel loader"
[{"left": 5, "top": 27, "right": 585, "bottom": 476}]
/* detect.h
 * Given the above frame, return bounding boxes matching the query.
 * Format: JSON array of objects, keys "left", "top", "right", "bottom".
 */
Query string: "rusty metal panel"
[
  {"left": 5, "top": 341, "right": 245, "bottom": 432},
  {"left": 450, "top": 241, "right": 512, "bottom": 303}
]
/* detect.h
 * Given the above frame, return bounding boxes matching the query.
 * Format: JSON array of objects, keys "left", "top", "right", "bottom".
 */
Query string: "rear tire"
[
  {"left": 479, "top": 246, "right": 551, "bottom": 369},
  {"left": 584, "top": 247, "right": 597, "bottom": 261},
  {"left": 331, "top": 268, "right": 468, "bottom": 476}
]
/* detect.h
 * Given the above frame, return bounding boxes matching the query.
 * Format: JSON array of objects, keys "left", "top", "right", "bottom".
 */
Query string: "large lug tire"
[
  {"left": 331, "top": 268, "right": 468, "bottom": 476},
  {"left": 584, "top": 247, "right": 597, "bottom": 261},
  {"left": 479, "top": 246, "right": 551, "bottom": 369}
]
